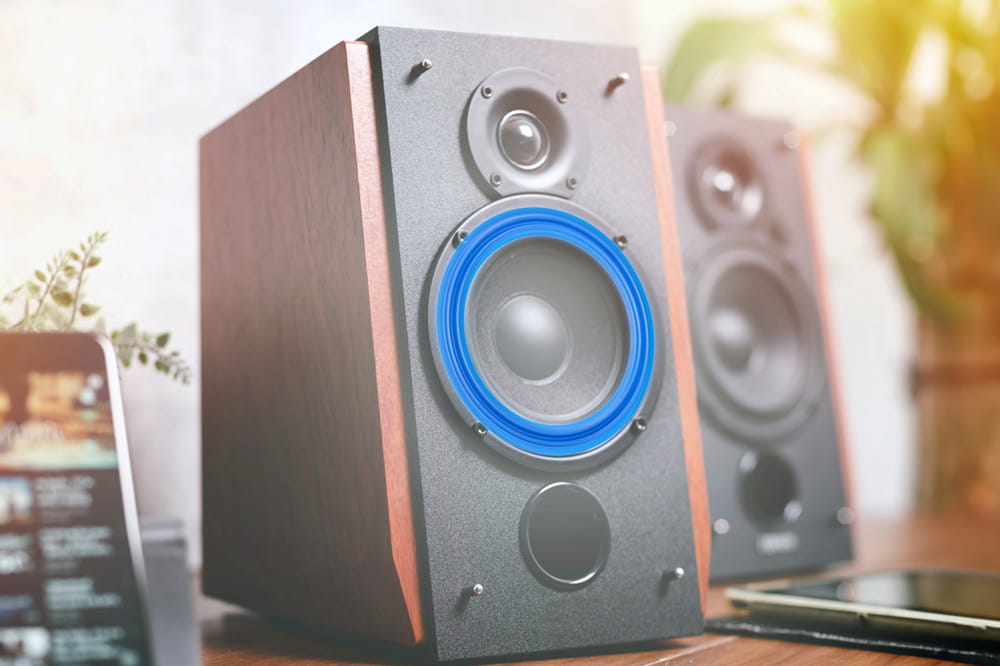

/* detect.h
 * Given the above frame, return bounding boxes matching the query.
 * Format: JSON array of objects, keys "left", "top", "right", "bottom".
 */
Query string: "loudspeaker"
[
  {"left": 663, "top": 105, "right": 853, "bottom": 581},
  {"left": 201, "top": 27, "right": 710, "bottom": 661}
]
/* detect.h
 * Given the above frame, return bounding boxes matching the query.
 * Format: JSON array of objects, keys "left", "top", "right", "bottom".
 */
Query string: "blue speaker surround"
[{"left": 429, "top": 196, "right": 660, "bottom": 469}]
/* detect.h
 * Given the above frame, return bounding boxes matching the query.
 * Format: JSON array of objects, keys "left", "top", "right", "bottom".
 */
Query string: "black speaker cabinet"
[
  {"left": 664, "top": 105, "right": 854, "bottom": 581},
  {"left": 201, "top": 27, "right": 710, "bottom": 661}
]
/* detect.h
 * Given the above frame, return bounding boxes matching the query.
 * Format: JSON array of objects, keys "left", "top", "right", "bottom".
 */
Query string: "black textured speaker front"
[
  {"left": 429, "top": 194, "right": 662, "bottom": 471},
  {"left": 688, "top": 139, "right": 764, "bottom": 228},
  {"left": 691, "top": 244, "right": 824, "bottom": 441},
  {"left": 466, "top": 67, "right": 589, "bottom": 198},
  {"left": 738, "top": 451, "right": 801, "bottom": 528},
  {"left": 521, "top": 482, "right": 611, "bottom": 589}
]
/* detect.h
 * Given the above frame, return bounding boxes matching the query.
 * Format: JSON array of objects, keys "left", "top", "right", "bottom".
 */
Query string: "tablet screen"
[
  {"left": 773, "top": 570, "right": 1000, "bottom": 621},
  {"left": 0, "top": 334, "right": 151, "bottom": 665}
]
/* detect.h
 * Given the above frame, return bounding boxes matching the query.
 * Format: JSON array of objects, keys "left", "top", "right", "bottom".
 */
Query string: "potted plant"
[
  {"left": 663, "top": 0, "right": 1000, "bottom": 515},
  {"left": 1, "top": 231, "right": 191, "bottom": 383}
]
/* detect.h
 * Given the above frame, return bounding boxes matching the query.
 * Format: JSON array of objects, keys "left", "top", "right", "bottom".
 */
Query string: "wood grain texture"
[
  {"left": 199, "top": 512, "right": 1000, "bottom": 664},
  {"left": 796, "top": 134, "right": 856, "bottom": 522},
  {"left": 200, "top": 41, "right": 422, "bottom": 646},
  {"left": 639, "top": 63, "right": 711, "bottom": 611}
]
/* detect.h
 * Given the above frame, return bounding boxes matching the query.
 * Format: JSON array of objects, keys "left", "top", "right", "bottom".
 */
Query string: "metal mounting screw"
[
  {"left": 452, "top": 230, "right": 468, "bottom": 247},
  {"left": 489, "top": 172, "right": 503, "bottom": 187},
  {"left": 419, "top": 58, "right": 433, "bottom": 71},
  {"left": 481, "top": 86, "right": 493, "bottom": 99},
  {"left": 672, "top": 567, "right": 685, "bottom": 580},
  {"left": 472, "top": 423, "right": 488, "bottom": 437},
  {"left": 665, "top": 120, "right": 678, "bottom": 137},
  {"left": 713, "top": 518, "right": 731, "bottom": 536},
  {"left": 614, "top": 235, "right": 628, "bottom": 249},
  {"left": 556, "top": 90, "right": 569, "bottom": 103},
  {"left": 835, "top": 507, "right": 855, "bottom": 526},
  {"left": 566, "top": 176, "right": 578, "bottom": 190},
  {"left": 631, "top": 417, "right": 647, "bottom": 433},
  {"left": 609, "top": 72, "right": 630, "bottom": 90},
  {"left": 472, "top": 583, "right": 484, "bottom": 596}
]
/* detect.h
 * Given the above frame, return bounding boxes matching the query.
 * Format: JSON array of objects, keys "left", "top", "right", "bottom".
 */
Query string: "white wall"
[
  {"left": 634, "top": 0, "right": 917, "bottom": 517},
  {"left": 1, "top": 0, "right": 915, "bottom": 569},
  {"left": 0, "top": 0, "right": 638, "bottom": 567}
]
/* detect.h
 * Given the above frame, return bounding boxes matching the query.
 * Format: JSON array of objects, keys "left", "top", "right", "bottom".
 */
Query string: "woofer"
[
  {"left": 429, "top": 195, "right": 661, "bottom": 470},
  {"left": 691, "top": 243, "right": 823, "bottom": 441}
]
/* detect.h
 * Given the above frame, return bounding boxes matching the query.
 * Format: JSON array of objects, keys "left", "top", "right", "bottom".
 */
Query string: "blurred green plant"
[
  {"left": 663, "top": 0, "right": 1000, "bottom": 325},
  {"left": 1, "top": 231, "right": 192, "bottom": 384}
]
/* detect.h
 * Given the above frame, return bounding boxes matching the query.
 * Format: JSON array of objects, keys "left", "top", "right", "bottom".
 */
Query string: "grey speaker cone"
[
  {"left": 688, "top": 138, "right": 765, "bottom": 229},
  {"left": 691, "top": 242, "right": 824, "bottom": 442},
  {"left": 468, "top": 237, "right": 627, "bottom": 424},
  {"left": 466, "top": 67, "right": 589, "bottom": 198},
  {"left": 427, "top": 194, "right": 664, "bottom": 471}
]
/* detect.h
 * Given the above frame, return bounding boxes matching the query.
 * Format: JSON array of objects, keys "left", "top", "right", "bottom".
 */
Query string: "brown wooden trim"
[
  {"left": 200, "top": 40, "right": 423, "bottom": 647},
  {"left": 796, "top": 135, "right": 856, "bottom": 524},
  {"left": 345, "top": 41, "right": 425, "bottom": 645},
  {"left": 640, "top": 63, "right": 711, "bottom": 610}
]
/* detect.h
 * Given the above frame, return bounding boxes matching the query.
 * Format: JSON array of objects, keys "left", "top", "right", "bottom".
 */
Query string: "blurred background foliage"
[
  {"left": 663, "top": 0, "right": 1000, "bottom": 514},
  {"left": 663, "top": 0, "right": 1000, "bottom": 328}
]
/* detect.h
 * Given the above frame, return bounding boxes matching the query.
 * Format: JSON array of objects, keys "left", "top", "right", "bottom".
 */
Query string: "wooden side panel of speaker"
[
  {"left": 200, "top": 41, "right": 423, "bottom": 645},
  {"left": 796, "top": 136, "right": 855, "bottom": 519},
  {"left": 640, "top": 64, "right": 711, "bottom": 608}
]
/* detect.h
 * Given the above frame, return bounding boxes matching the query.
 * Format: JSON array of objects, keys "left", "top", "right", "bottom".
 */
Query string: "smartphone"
[
  {"left": 727, "top": 568, "right": 1000, "bottom": 645},
  {"left": 0, "top": 332, "right": 153, "bottom": 665}
]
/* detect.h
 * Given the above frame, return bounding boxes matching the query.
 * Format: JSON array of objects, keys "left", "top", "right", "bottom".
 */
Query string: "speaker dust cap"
[
  {"left": 428, "top": 195, "right": 662, "bottom": 471},
  {"left": 466, "top": 68, "right": 589, "bottom": 198}
]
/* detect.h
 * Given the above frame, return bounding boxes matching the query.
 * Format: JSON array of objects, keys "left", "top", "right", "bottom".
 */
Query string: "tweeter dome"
[
  {"left": 201, "top": 28, "right": 709, "bottom": 661},
  {"left": 665, "top": 105, "right": 853, "bottom": 581}
]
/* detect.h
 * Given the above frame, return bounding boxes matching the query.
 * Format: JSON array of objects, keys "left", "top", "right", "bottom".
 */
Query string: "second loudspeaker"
[{"left": 665, "top": 105, "right": 853, "bottom": 581}]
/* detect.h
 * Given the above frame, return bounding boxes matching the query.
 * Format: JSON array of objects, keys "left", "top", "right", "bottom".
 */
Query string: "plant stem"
[{"left": 65, "top": 244, "right": 95, "bottom": 329}]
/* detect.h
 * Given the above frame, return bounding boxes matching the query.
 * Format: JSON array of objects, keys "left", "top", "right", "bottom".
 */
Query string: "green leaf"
[
  {"left": 34, "top": 270, "right": 46, "bottom": 282},
  {"left": 79, "top": 303, "right": 99, "bottom": 317},
  {"left": 119, "top": 322, "right": 138, "bottom": 343},
  {"left": 87, "top": 256, "right": 101, "bottom": 268},
  {"left": 662, "top": 16, "right": 774, "bottom": 102},
  {"left": 138, "top": 352, "right": 148, "bottom": 365},
  {"left": 156, "top": 332, "right": 170, "bottom": 348},
  {"left": 154, "top": 360, "right": 168, "bottom": 372},
  {"left": 51, "top": 290, "right": 73, "bottom": 307},
  {"left": 64, "top": 266, "right": 77, "bottom": 277},
  {"left": 68, "top": 250, "right": 81, "bottom": 262}
]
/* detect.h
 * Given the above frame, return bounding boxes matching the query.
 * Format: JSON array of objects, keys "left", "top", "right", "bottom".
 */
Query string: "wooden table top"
[{"left": 199, "top": 512, "right": 1000, "bottom": 664}]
